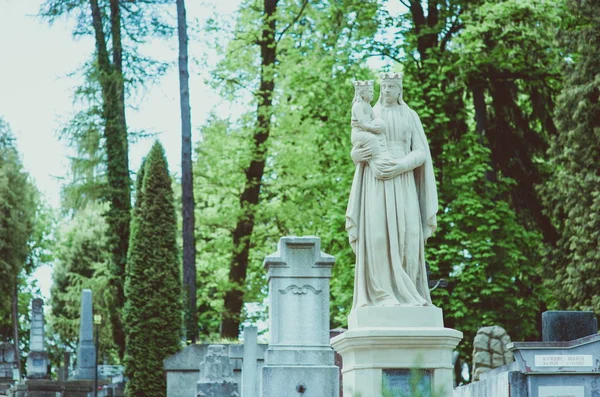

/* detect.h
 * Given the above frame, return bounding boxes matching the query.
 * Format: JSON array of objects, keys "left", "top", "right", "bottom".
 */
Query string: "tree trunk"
[
  {"left": 177, "top": 0, "right": 198, "bottom": 344},
  {"left": 11, "top": 281, "right": 22, "bottom": 380},
  {"left": 89, "top": 0, "right": 130, "bottom": 358},
  {"left": 221, "top": 0, "right": 279, "bottom": 339}
]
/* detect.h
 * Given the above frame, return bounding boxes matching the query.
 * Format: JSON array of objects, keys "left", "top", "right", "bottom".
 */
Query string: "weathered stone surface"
[
  {"left": 262, "top": 237, "right": 339, "bottom": 397},
  {"left": 241, "top": 326, "right": 257, "bottom": 397},
  {"left": 73, "top": 289, "right": 95, "bottom": 380},
  {"left": 196, "top": 345, "right": 238, "bottom": 397},
  {"left": 164, "top": 342, "right": 268, "bottom": 397},
  {"left": 471, "top": 325, "right": 514, "bottom": 381},
  {"left": 542, "top": 310, "right": 598, "bottom": 342},
  {"left": 26, "top": 299, "right": 49, "bottom": 380}
]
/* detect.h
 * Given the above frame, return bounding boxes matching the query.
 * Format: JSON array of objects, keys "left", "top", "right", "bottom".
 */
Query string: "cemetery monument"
[{"left": 332, "top": 72, "right": 463, "bottom": 396}]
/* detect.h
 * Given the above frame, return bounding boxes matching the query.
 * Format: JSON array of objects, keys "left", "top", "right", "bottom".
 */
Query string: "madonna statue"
[{"left": 346, "top": 72, "right": 438, "bottom": 309}]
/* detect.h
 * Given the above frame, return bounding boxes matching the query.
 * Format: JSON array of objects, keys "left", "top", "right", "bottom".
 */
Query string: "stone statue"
[{"left": 346, "top": 72, "right": 438, "bottom": 308}]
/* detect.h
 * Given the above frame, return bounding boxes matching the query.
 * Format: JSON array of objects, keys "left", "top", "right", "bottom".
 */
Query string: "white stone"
[
  {"left": 331, "top": 311, "right": 462, "bottom": 397},
  {"left": 26, "top": 298, "right": 49, "bottom": 379},
  {"left": 242, "top": 326, "right": 258, "bottom": 397},
  {"left": 261, "top": 236, "right": 339, "bottom": 397},
  {"left": 347, "top": 72, "right": 438, "bottom": 308}
]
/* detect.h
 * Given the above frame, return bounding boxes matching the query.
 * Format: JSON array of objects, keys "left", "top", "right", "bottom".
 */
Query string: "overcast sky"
[{"left": 0, "top": 0, "right": 242, "bottom": 298}]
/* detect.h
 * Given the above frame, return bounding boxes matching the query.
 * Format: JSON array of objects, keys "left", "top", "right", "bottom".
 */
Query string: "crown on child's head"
[
  {"left": 380, "top": 72, "right": 403, "bottom": 82},
  {"left": 353, "top": 80, "right": 374, "bottom": 88}
]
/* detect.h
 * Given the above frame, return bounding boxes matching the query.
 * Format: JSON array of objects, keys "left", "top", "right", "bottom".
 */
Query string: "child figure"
[{"left": 351, "top": 80, "right": 392, "bottom": 178}]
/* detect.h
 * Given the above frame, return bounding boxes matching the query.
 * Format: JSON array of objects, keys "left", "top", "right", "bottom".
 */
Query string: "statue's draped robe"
[{"left": 346, "top": 102, "right": 438, "bottom": 308}]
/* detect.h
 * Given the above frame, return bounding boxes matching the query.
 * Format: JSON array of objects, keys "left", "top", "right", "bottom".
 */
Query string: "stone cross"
[
  {"left": 73, "top": 289, "right": 96, "bottom": 380},
  {"left": 262, "top": 236, "right": 339, "bottom": 397},
  {"left": 26, "top": 298, "right": 49, "bottom": 379},
  {"left": 196, "top": 345, "right": 239, "bottom": 397}
]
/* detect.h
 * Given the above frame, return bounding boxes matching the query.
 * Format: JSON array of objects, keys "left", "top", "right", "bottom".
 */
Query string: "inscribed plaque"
[
  {"left": 382, "top": 369, "right": 431, "bottom": 397},
  {"left": 535, "top": 355, "right": 593, "bottom": 367},
  {"left": 538, "top": 385, "right": 584, "bottom": 397}
]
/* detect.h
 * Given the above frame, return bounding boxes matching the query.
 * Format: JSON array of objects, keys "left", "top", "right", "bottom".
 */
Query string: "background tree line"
[{"left": 1, "top": 0, "right": 597, "bottom": 390}]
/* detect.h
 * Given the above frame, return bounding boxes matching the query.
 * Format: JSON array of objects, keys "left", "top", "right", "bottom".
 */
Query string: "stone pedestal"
[
  {"left": 262, "top": 236, "right": 339, "bottom": 397},
  {"left": 331, "top": 306, "right": 462, "bottom": 397}
]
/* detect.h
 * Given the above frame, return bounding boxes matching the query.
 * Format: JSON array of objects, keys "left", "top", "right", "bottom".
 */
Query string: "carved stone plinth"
[
  {"left": 262, "top": 237, "right": 339, "bottom": 397},
  {"left": 331, "top": 306, "right": 462, "bottom": 397}
]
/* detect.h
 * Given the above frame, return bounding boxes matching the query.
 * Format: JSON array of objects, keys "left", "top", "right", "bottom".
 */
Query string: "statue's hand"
[
  {"left": 378, "top": 158, "right": 408, "bottom": 179},
  {"left": 351, "top": 142, "right": 373, "bottom": 164}
]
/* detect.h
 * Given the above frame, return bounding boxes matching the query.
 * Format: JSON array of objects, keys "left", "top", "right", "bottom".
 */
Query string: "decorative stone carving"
[
  {"left": 262, "top": 236, "right": 339, "bottom": 397},
  {"left": 472, "top": 325, "right": 514, "bottom": 381},
  {"left": 278, "top": 285, "right": 322, "bottom": 295},
  {"left": 26, "top": 298, "right": 50, "bottom": 379}
]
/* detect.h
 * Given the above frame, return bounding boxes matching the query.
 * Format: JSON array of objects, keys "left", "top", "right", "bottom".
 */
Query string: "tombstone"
[
  {"left": 0, "top": 343, "right": 18, "bottom": 395},
  {"left": 196, "top": 345, "right": 239, "bottom": 397},
  {"left": 25, "top": 298, "right": 49, "bottom": 379},
  {"left": 164, "top": 341, "right": 268, "bottom": 397},
  {"left": 454, "top": 311, "right": 600, "bottom": 397},
  {"left": 262, "top": 236, "right": 339, "bottom": 397},
  {"left": 73, "top": 289, "right": 96, "bottom": 380}
]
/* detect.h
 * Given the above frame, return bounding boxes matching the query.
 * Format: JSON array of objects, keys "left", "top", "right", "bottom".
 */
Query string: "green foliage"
[
  {"left": 124, "top": 142, "right": 181, "bottom": 397},
  {"left": 0, "top": 119, "right": 39, "bottom": 293},
  {"left": 194, "top": 0, "right": 381, "bottom": 336},
  {"left": 48, "top": 203, "right": 118, "bottom": 364},
  {"left": 541, "top": 0, "right": 600, "bottom": 313}
]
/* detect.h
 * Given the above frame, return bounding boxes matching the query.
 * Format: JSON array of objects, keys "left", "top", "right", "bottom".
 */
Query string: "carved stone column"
[
  {"left": 26, "top": 298, "right": 49, "bottom": 379},
  {"left": 262, "top": 236, "right": 339, "bottom": 397}
]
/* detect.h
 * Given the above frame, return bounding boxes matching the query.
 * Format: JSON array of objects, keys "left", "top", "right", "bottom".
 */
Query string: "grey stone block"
[{"left": 542, "top": 310, "right": 598, "bottom": 342}]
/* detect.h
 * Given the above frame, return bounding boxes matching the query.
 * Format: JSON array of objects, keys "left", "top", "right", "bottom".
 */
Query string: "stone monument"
[
  {"left": 472, "top": 326, "right": 514, "bottom": 382},
  {"left": 73, "top": 289, "right": 96, "bottom": 380},
  {"left": 262, "top": 236, "right": 339, "bottom": 397},
  {"left": 25, "top": 299, "right": 49, "bottom": 379},
  {"left": 332, "top": 73, "right": 462, "bottom": 397},
  {"left": 0, "top": 343, "right": 18, "bottom": 394},
  {"left": 196, "top": 345, "right": 238, "bottom": 397}
]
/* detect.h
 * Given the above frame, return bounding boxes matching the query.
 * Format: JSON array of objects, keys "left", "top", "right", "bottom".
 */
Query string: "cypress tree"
[{"left": 124, "top": 142, "right": 181, "bottom": 397}]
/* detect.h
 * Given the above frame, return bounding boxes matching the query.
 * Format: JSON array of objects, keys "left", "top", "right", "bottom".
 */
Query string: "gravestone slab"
[
  {"left": 542, "top": 311, "right": 598, "bottom": 342},
  {"left": 73, "top": 289, "right": 96, "bottom": 380},
  {"left": 262, "top": 237, "right": 339, "bottom": 397}
]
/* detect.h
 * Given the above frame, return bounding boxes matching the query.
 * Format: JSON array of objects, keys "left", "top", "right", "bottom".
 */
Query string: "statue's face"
[
  {"left": 362, "top": 86, "right": 374, "bottom": 103},
  {"left": 381, "top": 82, "right": 401, "bottom": 104}
]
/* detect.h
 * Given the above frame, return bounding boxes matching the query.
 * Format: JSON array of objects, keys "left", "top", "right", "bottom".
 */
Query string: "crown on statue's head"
[
  {"left": 380, "top": 72, "right": 403, "bottom": 82},
  {"left": 353, "top": 80, "right": 374, "bottom": 88}
]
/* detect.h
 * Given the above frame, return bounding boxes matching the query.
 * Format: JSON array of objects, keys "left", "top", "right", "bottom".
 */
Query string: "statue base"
[{"left": 331, "top": 306, "right": 462, "bottom": 396}]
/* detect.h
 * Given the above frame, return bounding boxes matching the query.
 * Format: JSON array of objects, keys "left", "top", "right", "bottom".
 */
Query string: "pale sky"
[
  {"left": 1, "top": 1, "right": 401, "bottom": 300},
  {"left": 0, "top": 0, "right": 242, "bottom": 298}
]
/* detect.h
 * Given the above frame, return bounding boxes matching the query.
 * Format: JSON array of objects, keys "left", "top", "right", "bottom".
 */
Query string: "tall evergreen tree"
[
  {"left": 0, "top": 118, "right": 40, "bottom": 378},
  {"left": 541, "top": 0, "right": 600, "bottom": 313},
  {"left": 123, "top": 142, "right": 181, "bottom": 397}
]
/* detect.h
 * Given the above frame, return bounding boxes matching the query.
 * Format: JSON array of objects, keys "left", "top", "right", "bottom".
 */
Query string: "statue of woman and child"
[{"left": 346, "top": 72, "right": 438, "bottom": 309}]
